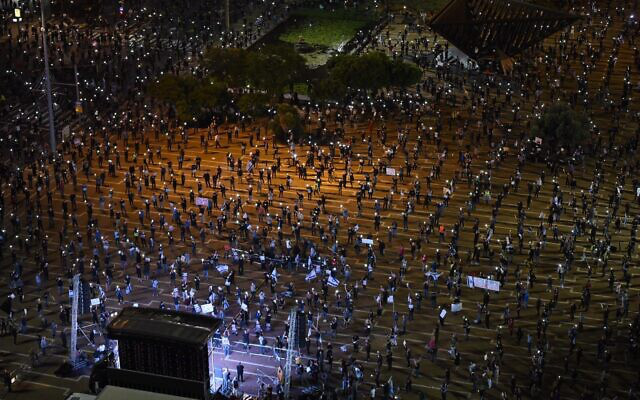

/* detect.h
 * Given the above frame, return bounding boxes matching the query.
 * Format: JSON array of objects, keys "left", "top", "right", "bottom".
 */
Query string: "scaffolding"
[
  {"left": 283, "top": 308, "right": 297, "bottom": 399},
  {"left": 70, "top": 274, "right": 80, "bottom": 366},
  {"left": 70, "top": 273, "right": 92, "bottom": 369}
]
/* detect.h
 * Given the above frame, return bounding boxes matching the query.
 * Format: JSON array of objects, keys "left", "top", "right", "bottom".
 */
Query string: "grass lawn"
[{"left": 279, "top": 8, "right": 376, "bottom": 48}]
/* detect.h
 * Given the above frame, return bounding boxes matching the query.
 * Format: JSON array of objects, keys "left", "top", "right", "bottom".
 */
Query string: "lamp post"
[
  {"left": 40, "top": 0, "right": 57, "bottom": 156},
  {"left": 225, "top": 0, "right": 230, "bottom": 31}
]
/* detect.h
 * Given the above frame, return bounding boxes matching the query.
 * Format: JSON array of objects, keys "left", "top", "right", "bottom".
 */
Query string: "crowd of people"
[
  {"left": 0, "top": 0, "right": 291, "bottom": 166},
  {"left": 1, "top": 0, "right": 640, "bottom": 399}
]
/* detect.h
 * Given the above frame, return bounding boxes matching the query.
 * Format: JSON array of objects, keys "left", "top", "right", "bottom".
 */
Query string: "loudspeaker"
[{"left": 79, "top": 279, "right": 91, "bottom": 315}]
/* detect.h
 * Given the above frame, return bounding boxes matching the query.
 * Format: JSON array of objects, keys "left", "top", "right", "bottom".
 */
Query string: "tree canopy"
[
  {"left": 151, "top": 47, "right": 422, "bottom": 124},
  {"left": 315, "top": 52, "right": 422, "bottom": 99},
  {"left": 149, "top": 75, "right": 229, "bottom": 124},
  {"left": 531, "top": 103, "right": 590, "bottom": 152},
  {"left": 204, "top": 45, "right": 308, "bottom": 98},
  {"left": 269, "top": 103, "right": 305, "bottom": 143}
]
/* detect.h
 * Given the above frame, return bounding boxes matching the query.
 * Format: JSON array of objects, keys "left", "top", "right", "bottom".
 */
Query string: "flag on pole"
[
  {"left": 426, "top": 271, "right": 442, "bottom": 281},
  {"left": 327, "top": 276, "right": 340, "bottom": 287},
  {"left": 305, "top": 269, "right": 317, "bottom": 282}
]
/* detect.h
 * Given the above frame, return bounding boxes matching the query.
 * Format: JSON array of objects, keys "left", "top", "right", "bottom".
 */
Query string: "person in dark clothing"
[
  {"left": 237, "top": 362, "right": 244, "bottom": 382},
  {"left": 3, "top": 369, "right": 11, "bottom": 392}
]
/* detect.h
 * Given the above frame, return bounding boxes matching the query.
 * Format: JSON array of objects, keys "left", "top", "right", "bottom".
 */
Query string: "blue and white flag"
[
  {"left": 271, "top": 268, "right": 279, "bottom": 282},
  {"left": 305, "top": 269, "right": 317, "bottom": 282},
  {"left": 426, "top": 271, "right": 442, "bottom": 281},
  {"left": 216, "top": 264, "right": 229, "bottom": 273},
  {"left": 327, "top": 276, "right": 340, "bottom": 287}
]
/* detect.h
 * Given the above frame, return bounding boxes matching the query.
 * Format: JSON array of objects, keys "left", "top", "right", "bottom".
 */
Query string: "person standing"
[
  {"left": 11, "top": 324, "right": 17, "bottom": 345},
  {"left": 3, "top": 369, "right": 11, "bottom": 393},
  {"left": 40, "top": 335, "right": 48, "bottom": 356},
  {"left": 236, "top": 362, "right": 244, "bottom": 382}
]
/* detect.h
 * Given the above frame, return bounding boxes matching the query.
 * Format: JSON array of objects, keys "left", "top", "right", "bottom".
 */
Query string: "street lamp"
[{"left": 40, "top": 0, "right": 57, "bottom": 155}]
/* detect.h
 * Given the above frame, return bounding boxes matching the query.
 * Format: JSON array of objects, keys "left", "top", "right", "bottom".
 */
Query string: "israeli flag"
[
  {"left": 305, "top": 269, "right": 317, "bottom": 282},
  {"left": 216, "top": 264, "right": 229, "bottom": 273},
  {"left": 426, "top": 271, "right": 442, "bottom": 281},
  {"left": 327, "top": 276, "right": 340, "bottom": 287},
  {"left": 271, "top": 268, "right": 279, "bottom": 282}
]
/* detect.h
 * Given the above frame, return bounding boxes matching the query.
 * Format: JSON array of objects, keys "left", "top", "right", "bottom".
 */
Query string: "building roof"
[
  {"left": 96, "top": 385, "right": 197, "bottom": 400},
  {"left": 430, "top": 0, "right": 580, "bottom": 60},
  {"left": 107, "top": 307, "right": 222, "bottom": 346}
]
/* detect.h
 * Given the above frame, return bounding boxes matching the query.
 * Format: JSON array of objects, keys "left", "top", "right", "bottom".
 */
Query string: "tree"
[
  {"left": 531, "top": 103, "right": 589, "bottom": 152},
  {"left": 236, "top": 93, "right": 271, "bottom": 117},
  {"left": 326, "top": 52, "right": 420, "bottom": 94},
  {"left": 389, "top": 59, "right": 422, "bottom": 88},
  {"left": 149, "top": 75, "right": 230, "bottom": 125},
  {"left": 245, "top": 45, "right": 308, "bottom": 99},
  {"left": 203, "top": 48, "right": 250, "bottom": 87},
  {"left": 270, "top": 103, "right": 304, "bottom": 143},
  {"left": 204, "top": 45, "right": 308, "bottom": 100},
  {"left": 310, "top": 75, "right": 348, "bottom": 101}
]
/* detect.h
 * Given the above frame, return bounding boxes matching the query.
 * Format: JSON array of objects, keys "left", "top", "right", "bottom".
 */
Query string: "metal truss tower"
[{"left": 283, "top": 308, "right": 297, "bottom": 399}]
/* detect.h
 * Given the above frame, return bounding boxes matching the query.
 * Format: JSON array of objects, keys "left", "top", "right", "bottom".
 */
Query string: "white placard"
[
  {"left": 467, "top": 276, "right": 500, "bottom": 292},
  {"left": 196, "top": 197, "right": 209, "bottom": 207},
  {"left": 486, "top": 279, "right": 501, "bottom": 292},
  {"left": 451, "top": 303, "right": 462, "bottom": 312},
  {"left": 216, "top": 264, "right": 229, "bottom": 273},
  {"left": 361, "top": 238, "right": 374, "bottom": 245},
  {"left": 439, "top": 309, "right": 447, "bottom": 319},
  {"left": 90, "top": 298, "right": 101, "bottom": 306},
  {"left": 474, "top": 277, "right": 487, "bottom": 289},
  {"left": 386, "top": 167, "right": 396, "bottom": 176},
  {"left": 467, "top": 275, "right": 474, "bottom": 288},
  {"left": 201, "top": 303, "right": 214, "bottom": 314},
  {"left": 241, "top": 303, "right": 248, "bottom": 312}
]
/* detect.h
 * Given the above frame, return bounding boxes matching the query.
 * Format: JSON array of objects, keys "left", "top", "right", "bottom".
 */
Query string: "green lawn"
[{"left": 279, "top": 8, "right": 376, "bottom": 48}]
